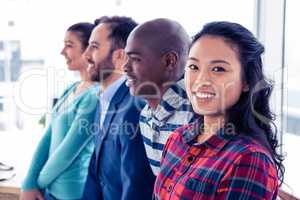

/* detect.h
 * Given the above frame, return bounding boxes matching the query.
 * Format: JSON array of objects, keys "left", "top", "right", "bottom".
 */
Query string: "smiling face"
[
  {"left": 60, "top": 31, "right": 87, "bottom": 71},
  {"left": 185, "top": 35, "right": 248, "bottom": 117},
  {"left": 124, "top": 36, "right": 165, "bottom": 96},
  {"left": 84, "top": 24, "right": 115, "bottom": 82}
]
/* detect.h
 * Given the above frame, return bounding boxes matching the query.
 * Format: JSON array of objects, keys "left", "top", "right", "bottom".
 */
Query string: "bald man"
[{"left": 124, "top": 18, "right": 197, "bottom": 175}]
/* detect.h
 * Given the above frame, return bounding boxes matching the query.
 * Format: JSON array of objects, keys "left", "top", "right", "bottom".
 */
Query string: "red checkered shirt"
[{"left": 154, "top": 123, "right": 278, "bottom": 200}]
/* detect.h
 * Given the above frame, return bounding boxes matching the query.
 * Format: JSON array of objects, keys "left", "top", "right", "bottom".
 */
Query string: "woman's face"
[
  {"left": 185, "top": 35, "right": 248, "bottom": 117},
  {"left": 60, "top": 31, "right": 88, "bottom": 71}
]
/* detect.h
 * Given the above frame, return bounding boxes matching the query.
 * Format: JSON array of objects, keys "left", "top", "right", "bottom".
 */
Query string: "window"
[
  {"left": 282, "top": 0, "right": 300, "bottom": 197},
  {"left": 0, "top": 0, "right": 256, "bottom": 131}
]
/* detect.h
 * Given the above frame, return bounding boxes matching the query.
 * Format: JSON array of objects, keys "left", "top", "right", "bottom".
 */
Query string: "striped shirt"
[
  {"left": 139, "top": 78, "right": 196, "bottom": 175},
  {"left": 154, "top": 122, "right": 279, "bottom": 200}
]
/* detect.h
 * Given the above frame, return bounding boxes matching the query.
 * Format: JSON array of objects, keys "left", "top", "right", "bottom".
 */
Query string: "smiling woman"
[
  {"left": 185, "top": 35, "right": 248, "bottom": 117},
  {"left": 154, "top": 21, "right": 283, "bottom": 200},
  {"left": 19, "top": 22, "right": 100, "bottom": 200}
]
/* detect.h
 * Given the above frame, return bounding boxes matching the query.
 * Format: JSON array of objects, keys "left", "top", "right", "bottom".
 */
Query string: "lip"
[
  {"left": 193, "top": 92, "right": 215, "bottom": 99},
  {"left": 191, "top": 89, "right": 216, "bottom": 101},
  {"left": 125, "top": 74, "right": 137, "bottom": 87},
  {"left": 125, "top": 73, "right": 136, "bottom": 81},
  {"left": 192, "top": 88, "right": 216, "bottom": 95},
  {"left": 194, "top": 90, "right": 215, "bottom": 95}
]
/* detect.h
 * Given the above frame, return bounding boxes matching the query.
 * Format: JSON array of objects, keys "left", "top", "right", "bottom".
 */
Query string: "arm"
[
  {"left": 217, "top": 152, "right": 278, "bottom": 199},
  {"left": 20, "top": 190, "right": 44, "bottom": 200},
  {"left": 21, "top": 125, "right": 51, "bottom": 191},
  {"left": 21, "top": 82, "right": 80, "bottom": 191},
  {"left": 119, "top": 111, "right": 155, "bottom": 200},
  {"left": 37, "top": 94, "right": 97, "bottom": 188}
]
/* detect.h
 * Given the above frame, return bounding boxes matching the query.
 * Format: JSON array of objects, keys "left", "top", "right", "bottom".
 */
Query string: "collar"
[
  {"left": 147, "top": 78, "right": 191, "bottom": 122},
  {"left": 99, "top": 76, "right": 126, "bottom": 103},
  {"left": 182, "top": 119, "right": 235, "bottom": 155}
]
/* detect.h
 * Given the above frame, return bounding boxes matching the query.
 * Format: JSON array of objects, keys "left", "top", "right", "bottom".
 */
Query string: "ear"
[
  {"left": 242, "top": 81, "right": 249, "bottom": 92},
  {"left": 112, "top": 48, "right": 126, "bottom": 70},
  {"left": 163, "top": 51, "right": 178, "bottom": 72}
]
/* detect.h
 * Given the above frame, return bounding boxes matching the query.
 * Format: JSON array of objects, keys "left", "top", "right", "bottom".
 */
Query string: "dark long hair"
[
  {"left": 67, "top": 22, "right": 95, "bottom": 50},
  {"left": 190, "top": 21, "right": 284, "bottom": 185}
]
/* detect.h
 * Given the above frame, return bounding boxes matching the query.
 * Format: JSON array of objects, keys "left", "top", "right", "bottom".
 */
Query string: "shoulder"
[
  {"left": 220, "top": 136, "right": 279, "bottom": 198},
  {"left": 164, "top": 125, "right": 191, "bottom": 148},
  {"left": 64, "top": 82, "right": 79, "bottom": 93},
  {"left": 56, "top": 82, "right": 78, "bottom": 100},
  {"left": 122, "top": 95, "right": 145, "bottom": 123},
  {"left": 170, "top": 125, "right": 191, "bottom": 138},
  {"left": 73, "top": 85, "right": 99, "bottom": 113},
  {"left": 226, "top": 135, "right": 276, "bottom": 171}
]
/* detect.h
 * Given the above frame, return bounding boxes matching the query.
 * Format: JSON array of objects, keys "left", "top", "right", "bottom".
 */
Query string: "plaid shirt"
[
  {"left": 154, "top": 122, "right": 279, "bottom": 200},
  {"left": 139, "top": 78, "right": 197, "bottom": 175}
]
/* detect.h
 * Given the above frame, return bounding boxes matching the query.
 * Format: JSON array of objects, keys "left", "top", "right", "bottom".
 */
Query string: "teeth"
[
  {"left": 126, "top": 79, "right": 135, "bottom": 86},
  {"left": 194, "top": 92, "right": 215, "bottom": 99}
]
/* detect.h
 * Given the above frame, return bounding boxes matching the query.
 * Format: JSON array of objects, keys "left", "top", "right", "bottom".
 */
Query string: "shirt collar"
[
  {"left": 182, "top": 119, "right": 236, "bottom": 155},
  {"left": 99, "top": 76, "right": 126, "bottom": 102},
  {"left": 149, "top": 78, "right": 191, "bottom": 122}
]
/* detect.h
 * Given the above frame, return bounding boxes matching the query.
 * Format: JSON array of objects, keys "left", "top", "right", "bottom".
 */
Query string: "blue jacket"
[{"left": 82, "top": 82, "right": 155, "bottom": 200}]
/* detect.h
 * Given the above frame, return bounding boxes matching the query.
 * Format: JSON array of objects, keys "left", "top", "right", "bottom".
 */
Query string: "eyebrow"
[
  {"left": 187, "top": 57, "right": 199, "bottom": 62},
  {"left": 188, "top": 57, "right": 230, "bottom": 65},
  {"left": 126, "top": 51, "right": 142, "bottom": 56},
  {"left": 210, "top": 60, "right": 230, "bottom": 65},
  {"left": 64, "top": 40, "right": 74, "bottom": 44}
]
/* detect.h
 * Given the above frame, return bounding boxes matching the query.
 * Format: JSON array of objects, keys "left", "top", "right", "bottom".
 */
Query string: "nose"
[
  {"left": 123, "top": 55, "right": 131, "bottom": 73},
  {"left": 83, "top": 47, "right": 91, "bottom": 61},
  {"left": 194, "top": 69, "right": 212, "bottom": 86},
  {"left": 60, "top": 47, "right": 66, "bottom": 56}
]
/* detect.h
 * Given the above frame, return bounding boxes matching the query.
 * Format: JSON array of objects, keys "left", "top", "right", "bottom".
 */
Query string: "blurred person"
[
  {"left": 154, "top": 21, "right": 284, "bottom": 199},
  {"left": 21, "top": 22, "right": 99, "bottom": 200}
]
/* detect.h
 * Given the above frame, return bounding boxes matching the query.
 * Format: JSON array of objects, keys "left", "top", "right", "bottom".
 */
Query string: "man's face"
[
  {"left": 84, "top": 24, "right": 115, "bottom": 82},
  {"left": 124, "top": 36, "right": 165, "bottom": 97}
]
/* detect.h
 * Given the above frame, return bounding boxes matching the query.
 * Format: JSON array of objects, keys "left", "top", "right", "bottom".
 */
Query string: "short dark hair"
[
  {"left": 94, "top": 16, "right": 109, "bottom": 26},
  {"left": 67, "top": 22, "right": 95, "bottom": 50},
  {"left": 191, "top": 21, "right": 284, "bottom": 186},
  {"left": 99, "top": 16, "right": 138, "bottom": 50}
]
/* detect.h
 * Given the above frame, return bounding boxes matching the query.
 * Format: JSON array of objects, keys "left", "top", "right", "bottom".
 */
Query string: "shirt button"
[
  {"left": 167, "top": 185, "right": 173, "bottom": 192},
  {"left": 187, "top": 156, "right": 194, "bottom": 162}
]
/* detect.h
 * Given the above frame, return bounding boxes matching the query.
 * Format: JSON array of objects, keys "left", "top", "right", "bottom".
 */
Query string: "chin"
[
  {"left": 192, "top": 104, "right": 217, "bottom": 116},
  {"left": 197, "top": 110, "right": 218, "bottom": 116},
  {"left": 67, "top": 66, "right": 78, "bottom": 71}
]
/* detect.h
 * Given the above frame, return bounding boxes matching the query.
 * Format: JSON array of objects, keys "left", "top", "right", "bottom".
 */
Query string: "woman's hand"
[{"left": 20, "top": 189, "right": 44, "bottom": 200}]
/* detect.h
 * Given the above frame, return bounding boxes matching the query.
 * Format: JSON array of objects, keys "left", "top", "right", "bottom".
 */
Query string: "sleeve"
[
  {"left": 119, "top": 108, "right": 156, "bottom": 200},
  {"left": 21, "top": 125, "right": 52, "bottom": 191},
  {"left": 37, "top": 94, "right": 97, "bottom": 188},
  {"left": 217, "top": 151, "right": 279, "bottom": 200}
]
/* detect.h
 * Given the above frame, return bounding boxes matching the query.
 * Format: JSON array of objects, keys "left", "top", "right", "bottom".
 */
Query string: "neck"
[
  {"left": 147, "top": 99, "right": 161, "bottom": 109},
  {"left": 197, "top": 114, "right": 225, "bottom": 143},
  {"left": 79, "top": 69, "right": 90, "bottom": 82},
  {"left": 101, "top": 72, "right": 123, "bottom": 91},
  {"left": 203, "top": 115, "right": 225, "bottom": 135},
  {"left": 145, "top": 83, "right": 171, "bottom": 109}
]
